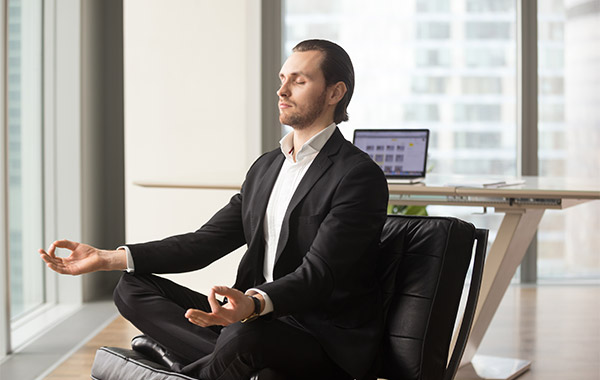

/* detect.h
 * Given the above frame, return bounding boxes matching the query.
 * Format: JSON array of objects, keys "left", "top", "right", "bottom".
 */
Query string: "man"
[{"left": 39, "top": 39, "right": 388, "bottom": 380}]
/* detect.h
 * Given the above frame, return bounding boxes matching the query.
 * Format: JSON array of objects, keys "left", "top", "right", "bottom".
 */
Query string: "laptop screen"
[{"left": 353, "top": 129, "right": 429, "bottom": 179}]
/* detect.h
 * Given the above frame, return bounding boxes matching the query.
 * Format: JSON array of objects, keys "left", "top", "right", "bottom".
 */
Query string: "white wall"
[{"left": 123, "top": 0, "right": 262, "bottom": 293}]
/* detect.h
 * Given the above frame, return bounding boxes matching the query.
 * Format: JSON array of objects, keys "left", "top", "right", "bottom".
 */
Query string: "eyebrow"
[{"left": 279, "top": 71, "right": 313, "bottom": 80}]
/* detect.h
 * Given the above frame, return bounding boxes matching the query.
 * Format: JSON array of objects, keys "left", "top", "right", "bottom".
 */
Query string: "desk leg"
[{"left": 456, "top": 208, "right": 544, "bottom": 380}]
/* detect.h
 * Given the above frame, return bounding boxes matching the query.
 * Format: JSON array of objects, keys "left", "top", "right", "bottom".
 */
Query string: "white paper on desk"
[{"left": 445, "top": 179, "right": 526, "bottom": 188}]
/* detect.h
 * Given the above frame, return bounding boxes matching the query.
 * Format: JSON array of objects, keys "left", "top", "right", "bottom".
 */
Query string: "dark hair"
[{"left": 293, "top": 39, "right": 354, "bottom": 124}]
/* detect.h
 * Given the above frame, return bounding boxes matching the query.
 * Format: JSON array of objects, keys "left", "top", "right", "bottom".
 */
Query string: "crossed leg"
[{"left": 113, "top": 273, "right": 350, "bottom": 380}]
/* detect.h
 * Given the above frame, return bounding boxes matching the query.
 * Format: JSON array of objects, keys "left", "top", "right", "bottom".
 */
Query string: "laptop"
[{"left": 353, "top": 129, "right": 430, "bottom": 184}]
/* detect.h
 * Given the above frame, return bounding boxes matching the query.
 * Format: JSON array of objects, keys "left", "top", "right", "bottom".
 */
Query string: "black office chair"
[
  {"left": 371, "top": 215, "right": 487, "bottom": 380},
  {"left": 92, "top": 215, "right": 487, "bottom": 380},
  {"left": 253, "top": 215, "right": 488, "bottom": 380}
]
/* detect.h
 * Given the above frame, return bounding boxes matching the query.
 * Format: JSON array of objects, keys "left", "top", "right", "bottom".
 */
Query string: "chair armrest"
[{"left": 443, "top": 228, "right": 488, "bottom": 380}]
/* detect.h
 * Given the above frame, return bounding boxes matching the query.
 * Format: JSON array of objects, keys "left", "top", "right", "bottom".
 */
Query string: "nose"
[{"left": 277, "top": 80, "right": 289, "bottom": 98}]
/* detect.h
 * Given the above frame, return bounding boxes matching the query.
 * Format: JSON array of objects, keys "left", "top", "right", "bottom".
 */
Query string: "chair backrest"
[{"left": 377, "top": 215, "right": 487, "bottom": 380}]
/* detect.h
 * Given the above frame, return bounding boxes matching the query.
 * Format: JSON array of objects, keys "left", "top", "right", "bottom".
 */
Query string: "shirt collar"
[{"left": 280, "top": 123, "right": 337, "bottom": 163}]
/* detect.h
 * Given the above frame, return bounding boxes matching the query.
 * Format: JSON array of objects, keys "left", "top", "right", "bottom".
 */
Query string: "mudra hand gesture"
[{"left": 39, "top": 239, "right": 127, "bottom": 275}]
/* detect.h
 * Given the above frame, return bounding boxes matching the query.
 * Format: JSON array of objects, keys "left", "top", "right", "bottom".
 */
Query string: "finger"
[
  {"left": 208, "top": 287, "right": 223, "bottom": 313},
  {"left": 39, "top": 253, "right": 52, "bottom": 265},
  {"left": 53, "top": 239, "right": 79, "bottom": 251},
  {"left": 39, "top": 250, "right": 59, "bottom": 265},
  {"left": 185, "top": 309, "right": 218, "bottom": 327},
  {"left": 38, "top": 251, "right": 73, "bottom": 274},
  {"left": 185, "top": 308, "right": 214, "bottom": 320},
  {"left": 212, "top": 285, "right": 234, "bottom": 297},
  {"left": 43, "top": 260, "right": 68, "bottom": 275},
  {"left": 39, "top": 251, "right": 52, "bottom": 261},
  {"left": 184, "top": 308, "right": 210, "bottom": 319},
  {"left": 47, "top": 243, "right": 57, "bottom": 258},
  {"left": 213, "top": 286, "right": 245, "bottom": 306}
]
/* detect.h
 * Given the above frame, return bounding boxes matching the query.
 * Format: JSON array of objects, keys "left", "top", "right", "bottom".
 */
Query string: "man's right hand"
[{"left": 39, "top": 239, "right": 127, "bottom": 275}]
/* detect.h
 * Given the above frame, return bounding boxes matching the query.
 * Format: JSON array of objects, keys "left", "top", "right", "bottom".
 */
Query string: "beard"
[{"left": 279, "top": 89, "right": 327, "bottom": 130}]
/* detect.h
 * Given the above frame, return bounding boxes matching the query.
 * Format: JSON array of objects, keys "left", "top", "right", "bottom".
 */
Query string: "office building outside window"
[
  {"left": 537, "top": 0, "right": 600, "bottom": 280},
  {"left": 283, "top": 0, "right": 599, "bottom": 281},
  {"left": 284, "top": 0, "right": 517, "bottom": 175},
  {"left": 7, "top": 0, "right": 44, "bottom": 319}
]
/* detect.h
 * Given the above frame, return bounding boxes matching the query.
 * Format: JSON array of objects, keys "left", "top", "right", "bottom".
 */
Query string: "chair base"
[{"left": 455, "top": 355, "right": 531, "bottom": 380}]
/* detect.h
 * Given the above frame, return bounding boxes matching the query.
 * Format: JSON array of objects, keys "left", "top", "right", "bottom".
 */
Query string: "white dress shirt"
[{"left": 121, "top": 123, "right": 337, "bottom": 317}]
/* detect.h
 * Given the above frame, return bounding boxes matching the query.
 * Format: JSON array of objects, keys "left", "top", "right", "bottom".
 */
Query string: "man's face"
[{"left": 277, "top": 50, "right": 329, "bottom": 130}]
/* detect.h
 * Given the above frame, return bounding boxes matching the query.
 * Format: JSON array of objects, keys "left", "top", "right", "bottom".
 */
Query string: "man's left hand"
[{"left": 185, "top": 286, "right": 258, "bottom": 327}]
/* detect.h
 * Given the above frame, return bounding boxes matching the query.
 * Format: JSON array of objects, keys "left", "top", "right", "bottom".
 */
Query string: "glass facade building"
[
  {"left": 283, "top": 0, "right": 599, "bottom": 281},
  {"left": 7, "top": 0, "right": 44, "bottom": 319}
]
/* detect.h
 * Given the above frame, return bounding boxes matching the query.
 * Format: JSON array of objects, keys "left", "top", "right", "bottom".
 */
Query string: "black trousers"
[{"left": 113, "top": 273, "right": 351, "bottom": 380}]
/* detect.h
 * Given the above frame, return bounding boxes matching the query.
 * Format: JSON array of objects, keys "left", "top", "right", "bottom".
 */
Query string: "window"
[
  {"left": 7, "top": 0, "right": 44, "bottom": 321},
  {"left": 404, "top": 104, "right": 440, "bottom": 122},
  {"left": 411, "top": 76, "right": 448, "bottom": 94},
  {"left": 416, "top": 0, "right": 450, "bottom": 13},
  {"left": 537, "top": 0, "right": 600, "bottom": 281},
  {"left": 454, "top": 131, "right": 502, "bottom": 149},
  {"left": 461, "top": 77, "right": 503, "bottom": 94},
  {"left": 466, "top": 0, "right": 513, "bottom": 12},
  {"left": 454, "top": 104, "right": 503, "bottom": 122},
  {"left": 0, "top": 0, "right": 51, "bottom": 356},
  {"left": 416, "top": 22, "right": 451, "bottom": 39},
  {"left": 282, "top": 0, "right": 518, "bottom": 283},
  {"left": 283, "top": 0, "right": 599, "bottom": 282},
  {"left": 539, "top": 76, "right": 563, "bottom": 95},
  {"left": 465, "top": 22, "right": 512, "bottom": 39},
  {"left": 415, "top": 49, "right": 451, "bottom": 67},
  {"left": 465, "top": 48, "right": 508, "bottom": 67},
  {"left": 284, "top": 0, "right": 517, "bottom": 176}
]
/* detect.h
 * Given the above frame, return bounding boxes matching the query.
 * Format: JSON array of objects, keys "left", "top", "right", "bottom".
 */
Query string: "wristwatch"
[{"left": 241, "top": 295, "right": 261, "bottom": 323}]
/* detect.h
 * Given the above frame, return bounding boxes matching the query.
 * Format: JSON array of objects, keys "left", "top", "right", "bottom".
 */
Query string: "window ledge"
[{"left": 0, "top": 300, "right": 117, "bottom": 380}]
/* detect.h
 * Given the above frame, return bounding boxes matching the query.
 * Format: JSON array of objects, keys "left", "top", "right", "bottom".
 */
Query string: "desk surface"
[
  {"left": 388, "top": 174, "right": 600, "bottom": 210},
  {"left": 135, "top": 174, "right": 600, "bottom": 200},
  {"left": 389, "top": 174, "right": 600, "bottom": 199}
]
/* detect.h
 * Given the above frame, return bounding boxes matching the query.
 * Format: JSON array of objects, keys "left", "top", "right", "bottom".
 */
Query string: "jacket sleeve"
[{"left": 127, "top": 189, "right": 247, "bottom": 275}]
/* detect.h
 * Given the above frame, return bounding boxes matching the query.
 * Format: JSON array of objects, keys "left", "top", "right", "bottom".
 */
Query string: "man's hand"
[
  {"left": 38, "top": 239, "right": 127, "bottom": 275},
  {"left": 185, "top": 286, "right": 263, "bottom": 327}
]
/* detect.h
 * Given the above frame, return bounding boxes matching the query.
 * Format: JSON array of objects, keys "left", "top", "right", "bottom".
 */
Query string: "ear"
[{"left": 327, "top": 81, "right": 347, "bottom": 106}]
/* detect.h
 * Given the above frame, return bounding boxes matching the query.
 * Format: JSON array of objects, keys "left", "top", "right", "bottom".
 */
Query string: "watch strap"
[{"left": 241, "top": 296, "right": 261, "bottom": 323}]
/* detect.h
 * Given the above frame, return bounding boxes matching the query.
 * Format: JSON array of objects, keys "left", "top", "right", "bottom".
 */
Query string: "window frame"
[
  {"left": 1, "top": 0, "right": 10, "bottom": 360},
  {"left": 0, "top": 0, "right": 86, "bottom": 358}
]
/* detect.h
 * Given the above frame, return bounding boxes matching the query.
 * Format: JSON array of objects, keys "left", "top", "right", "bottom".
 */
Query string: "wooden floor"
[
  {"left": 43, "top": 285, "right": 600, "bottom": 380},
  {"left": 43, "top": 315, "right": 141, "bottom": 380}
]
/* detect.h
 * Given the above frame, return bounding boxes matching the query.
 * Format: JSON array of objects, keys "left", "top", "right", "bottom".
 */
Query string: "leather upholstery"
[
  {"left": 91, "top": 347, "right": 196, "bottom": 380},
  {"left": 377, "top": 215, "right": 475, "bottom": 380}
]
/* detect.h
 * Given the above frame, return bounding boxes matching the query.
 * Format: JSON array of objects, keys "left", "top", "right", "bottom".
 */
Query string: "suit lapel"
[
  {"left": 248, "top": 153, "right": 285, "bottom": 247},
  {"left": 273, "top": 128, "right": 344, "bottom": 264},
  {"left": 254, "top": 154, "right": 284, "bottom": 221},
  {"left": 240, "top": 153, "right": 284, "bottom": 287}
]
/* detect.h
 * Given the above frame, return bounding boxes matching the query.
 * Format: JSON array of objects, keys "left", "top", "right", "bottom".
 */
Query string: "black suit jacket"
[{"left": 128, "top": 128, "right": 389, "bottom": 378}]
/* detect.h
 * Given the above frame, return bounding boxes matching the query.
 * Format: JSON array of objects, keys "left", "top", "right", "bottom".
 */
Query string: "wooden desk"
[{"left": 388, "top": 174, "right": 600, "bottom": 380}]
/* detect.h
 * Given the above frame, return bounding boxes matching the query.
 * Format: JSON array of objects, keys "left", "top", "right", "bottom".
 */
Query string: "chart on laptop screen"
[{"left": 353, "top": 130, "right": 429, "bottom": 177}]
